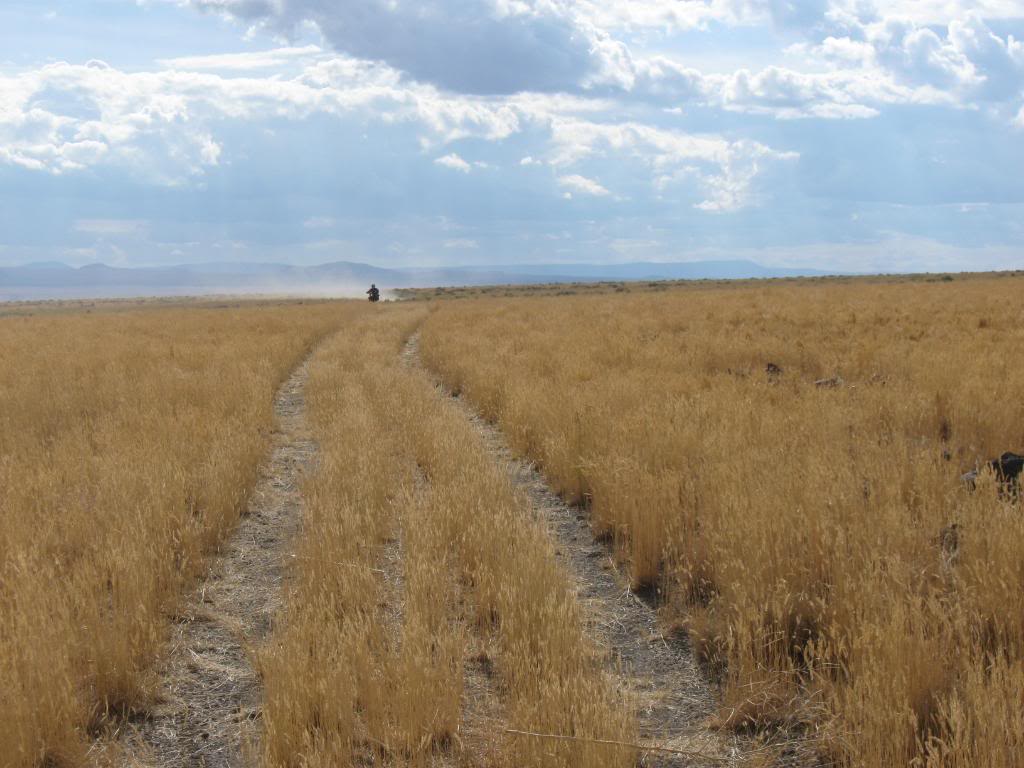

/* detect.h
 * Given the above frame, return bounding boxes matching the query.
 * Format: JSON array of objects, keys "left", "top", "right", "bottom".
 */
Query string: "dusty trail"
[
  {"left": 119, "top": 355, "right": 317, "bottom": 768},
  {"left": 404, "top": 333, "right": 746, "bottom": 767}
]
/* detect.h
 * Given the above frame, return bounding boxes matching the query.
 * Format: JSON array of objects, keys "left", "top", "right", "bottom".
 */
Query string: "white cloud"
[
  {"left": 197, "top": 133, "right": 222, "bottom": 165},
  {"left": 110, "top": 2, "right": 1024, "bottom": 143},
  {"left": 711, "top": 66, "right": 925, "bottom": 118},
  {"left": 0, "top": 0, "right": 1020, "bottom": 279},
  {"left": 162, "top": 0, "right": 1024, "bottom": 120},
  {"left": 0, "top": 64, "right": 255, "bottom": 179},
  {"left": 858, "top": 1, "right": 1024, "bottom": 26},
  {"left": 586, "top": 5, "right": 1024, "bottom": 122},
  {"left": 158, "top": 45, "right": 324, "bottom": 71},
  {"left": 558, "top": 174, "right": 611, "bottom": 196},
  {"left": 177, "top": 0, "right": 606, "bottom": 94},
  {"left": 434, "top": 152, "right": 472, "bottom": 172},
  {"left": 0, "top": 57, "right": 534, "bottom": 181},
  {"left": 612, "top": 40, "right": 981, "bottom": 119},
  {"left": 573, "top": 0, "right": 766, "bottom": 34},
  {"left": 774, "top": 11, "right": 1024, "bottom": 110},
  {"left": 548, "top": 118, "right": 797, "bottom": 210}
]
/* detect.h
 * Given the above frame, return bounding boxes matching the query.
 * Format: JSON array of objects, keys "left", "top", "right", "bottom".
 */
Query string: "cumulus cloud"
[
  {"left": 573, "top": 0, "right": 751, "bottom": 33},
  {"left": 0, "top": 49, "right": 802, "bottom": 216},
  {"left": 179, "top": 0, "right": 605, "bottom": 94},
  {"left": 434, "top": 152, "right": 472, "bottom": 172},
  {"left": 6, "top": 0, "right": 1021, "bottom": 270},
  {"left": 0, "top": 55, "right": 531, "bottom": 180},
  {"left": 552, "top": 0, "right": 1024, "bottom": 38},
  {"left": 626, "top": 16, "right": 1022, "bottom": 119},
  {"left": 946, "top": 15, "right": 1024, "bottom": 100},
  {"left": 158, "top": 0, "right": 1024, "bottom": 127},
  {"left": 780, "top": 10, "right": 1024, "bottom": 109},
  {"left": 547, "top": 118, "right": 798, "bottom": 210},
  {"left": 859, "top": 1, "right": 1024, "bottom": 26},
  {"left": 2, "top": 0, "right": 1021, "bottom": 274},
  {"left": 0, "top": 61, "right": 288, "bottom": 180},
  {"left": 558, "top": 174, "right": 611, "bottom": 196},
  {"left": 711, "top": 65, "right": 947, "bottom": 118},
  {"left": 573, "top": 3, "right": 1024, "bottom": 122}
]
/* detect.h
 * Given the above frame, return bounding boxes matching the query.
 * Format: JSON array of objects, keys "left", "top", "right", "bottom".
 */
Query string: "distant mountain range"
[{"left": 0, "top": 259, "right": 841, "bottom": 301}]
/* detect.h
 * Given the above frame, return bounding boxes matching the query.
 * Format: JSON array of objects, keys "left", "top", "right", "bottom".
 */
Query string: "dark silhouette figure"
[
  {"left": 367, "top": 284, "right": 380, "bottom": 303},
  {"left": 961, "top": 451, "right": 1024, "bottom": 496}
]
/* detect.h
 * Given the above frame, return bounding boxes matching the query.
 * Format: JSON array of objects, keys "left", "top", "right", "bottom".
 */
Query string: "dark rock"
[{"left": 765, "top": 362, "right": 783, "bottom": 377}]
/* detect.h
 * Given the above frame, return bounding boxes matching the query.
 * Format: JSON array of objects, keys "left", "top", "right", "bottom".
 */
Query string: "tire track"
[
  {"left": 118, "top": 354, "right": 318, "bottom": 768},
  {"left": 404, "top": 332, "right": 748, "bottom": 767}
]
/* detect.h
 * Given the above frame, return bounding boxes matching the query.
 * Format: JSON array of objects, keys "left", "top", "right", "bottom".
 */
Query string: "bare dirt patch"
[{"left": 116, "top": 356, "right": 317, "bottom": 767}]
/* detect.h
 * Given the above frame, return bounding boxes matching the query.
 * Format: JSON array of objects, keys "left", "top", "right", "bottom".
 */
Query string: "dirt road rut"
[
  {"left": 120, "top": 356, "right": 317, "bottom": 768},
  {"left": 404, "top": 333, "right": 747, "bottom": 767}
]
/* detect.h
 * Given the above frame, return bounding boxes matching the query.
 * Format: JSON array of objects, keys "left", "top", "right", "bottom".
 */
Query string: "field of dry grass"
[
  {"left": 7, "top": 274, "right": 1023, "bottom": 768},
  {"left": 0, "top": 301, "right": 344, "bottom": 766},
  {"left": 394, "top": 270, "right": 1024, "bottom": 303},
  {"left": 418, "top": 276, "right": 1024, "bottom": 766},
  {"left": 260, "top": 305, "right": 635, "bottom": 767}
]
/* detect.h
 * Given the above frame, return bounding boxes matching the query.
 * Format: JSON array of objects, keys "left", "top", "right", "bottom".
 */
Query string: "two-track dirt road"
[
  {"left": 402, "top": 332, "right": 750, "bottom": 768},
  {"left": 116, "top": 330, "right": 761, "bottom": 768}
]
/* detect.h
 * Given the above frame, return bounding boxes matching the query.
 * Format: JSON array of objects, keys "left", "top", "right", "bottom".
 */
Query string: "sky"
[{"left": 1, "top": 0, "right": 1023, "bottom": 273}]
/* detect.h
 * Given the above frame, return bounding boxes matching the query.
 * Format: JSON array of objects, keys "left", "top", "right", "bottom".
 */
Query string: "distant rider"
[{"left": 367, "top": 284, "right": 380, "bottom": 303}]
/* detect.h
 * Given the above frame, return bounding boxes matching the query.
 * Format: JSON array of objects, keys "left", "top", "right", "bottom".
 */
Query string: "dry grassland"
[
  {"left": 260, "top": 305, "right": 634, "bottom": 767},
  {"left": 418, "top": 276, "right": 1024, "bottom": 766},
  {"left": 394, "top": 270, "right": 1024, "bottom": 303},
  {"left": 0, "top": 302, "right": 345, "bottom": 766}
]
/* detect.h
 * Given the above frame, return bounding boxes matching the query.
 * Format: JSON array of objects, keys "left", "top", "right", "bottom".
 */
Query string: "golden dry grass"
[
  {"left": 393, "top": 270, "right": 1024, "bottom": 303},
  {"left": 418, "top": 276, "right": 1024, "bottom": 766},
  {"left": 260, "top": 305, "right": 635, "bottom": 767},
  {"left": 11, "top": 274, "right": 1021, "bottom": 767},
  {"left": 0, "top": 301, "right": 345, "bottom": 766}
]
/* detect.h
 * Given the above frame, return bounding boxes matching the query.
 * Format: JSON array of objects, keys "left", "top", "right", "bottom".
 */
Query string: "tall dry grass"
[
  {"left": 0, "top": 301, "right": 345, "bottom": 767},
  {"left": 259, "top": 306, "right": 461, "bottom": 766},
  {"left": 260, "top": 306, "right": 634, "bottom": 767},
  {"left": 418, "top": 277, "right": 1024, "bottom": 765}
]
